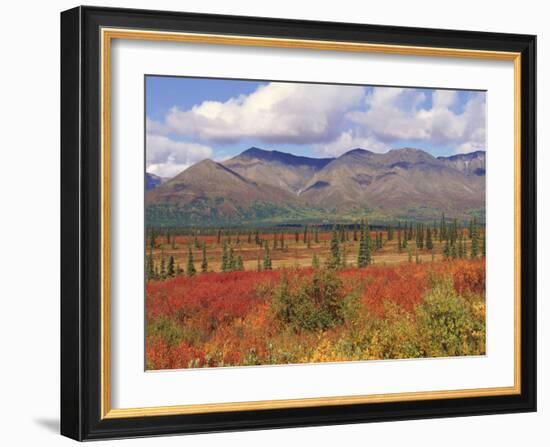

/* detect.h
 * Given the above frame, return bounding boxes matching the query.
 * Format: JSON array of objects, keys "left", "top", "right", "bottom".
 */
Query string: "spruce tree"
[
  {"left": 229, "top": 246, "right": 236, "bottom": 271},
  {"left": 357, "top": 219, "right": 372, "bottom": 268},
  {"left": 397, "top": 229, "right": 403, "bottom": 253},
  {"left": 167, "top": 255, "right": 175, "bottom": 278},
  {"left": 303, "top": 224, "right": 308, "bottom": 244},
  {"left": 186, "top": 246, "right": 196, "bottom": 276},
  {"left": 160, "top": 253, "right": 166, "bottom": 280},
  {"left": 471, "top": 224, "right": 479, "bottom": 258},
  {"left": 439, "top": 213, "right": 446, "bottom": 242},
  {"left": 327, "top": 227, "right": 341, "bottom": 269},
  {"left": 426, "top": 227, "right": 433, "bottom": 250},
  {"left": 201, "top": 242, "right": 208, "bottom": 273},
  {"left": 146, "top": 254, "right": 154, "bottom": 282},
  {"left": 450, "top": 242, "right": 458, "bottom": 259},
  {"left": 221, "top": 241, "right": 229, "bottom": 272},
  {"left": 263, "top": 242, "right": 272, "bottom": 270}
]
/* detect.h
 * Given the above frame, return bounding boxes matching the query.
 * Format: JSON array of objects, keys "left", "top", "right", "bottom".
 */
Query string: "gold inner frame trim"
[{"left": 100, "top": 27, "right": 522, "bottom": 419}]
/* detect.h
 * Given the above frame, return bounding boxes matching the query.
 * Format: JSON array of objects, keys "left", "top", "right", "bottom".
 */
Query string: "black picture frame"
[{"left": 61, "top": 5, "right": 536, "bottom": 441}]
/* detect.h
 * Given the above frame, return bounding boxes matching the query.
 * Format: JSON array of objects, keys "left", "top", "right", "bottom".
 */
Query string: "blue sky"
[{"left": 145, "top": 76, "right": 486, "bottom": 177}]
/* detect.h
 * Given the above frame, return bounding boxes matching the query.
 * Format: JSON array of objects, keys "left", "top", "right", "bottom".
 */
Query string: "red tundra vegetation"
[{"left": 146, "top": 258, "right": 486, "bottom": 369}]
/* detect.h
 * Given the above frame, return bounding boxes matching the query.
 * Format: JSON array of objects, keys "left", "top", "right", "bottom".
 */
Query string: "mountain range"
[{"left": 145, "top": 147, "right": 485, "bottom": 226}]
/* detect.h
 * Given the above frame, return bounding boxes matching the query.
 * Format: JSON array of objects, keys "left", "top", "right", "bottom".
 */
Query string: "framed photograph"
[{"left": 60, "top": 6, "right": 536, "bottom": 441}]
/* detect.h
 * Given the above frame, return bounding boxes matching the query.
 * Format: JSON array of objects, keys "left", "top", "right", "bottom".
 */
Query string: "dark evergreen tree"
[
  {"left": 221, "top": 241, "right": 229, "bottom": 272},
  {"left": 327, "top": 227, "right": 341, "bottom": 269},
  {"left": 397, "top": 229, "right": 403, "bottom": 253},
  {"left": 471, "top": 223, "right": 479, "bottom": 258},
  {"left": 159, "top": 252, "right": 166, "bottom": 279},
  {"left": 201, "top": 242, "right": 208, "bottom": 273},
  {"left": 450, "top": 242, "right": 458, "bottom": 259},
  {"left": 263, "top": 242, "right": 272, "bottom": 270},
  {"left": 167, "top": 255, "right": 175, "bottom": 277},
  {"left": 458, "top": 232, "right": 465, "bottom": 258},
  {"left": 186, "top": 246, "right": 196, "bottom": 276},
  {"left": 228, "top": 246, "right": 236, "bottom": 271},
  {"left": 443, "top": 239, "right": 450, "bottom": 259},
  {"left": 357, "top": 219, "right": 372, "bottom": 268},
  {"left": 426, "top": 227, "right": 433, "bottom": 250}
]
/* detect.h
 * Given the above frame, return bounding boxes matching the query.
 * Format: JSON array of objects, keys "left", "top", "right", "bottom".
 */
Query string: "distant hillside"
[
  {"left": 145, "top": 172, "right": 165, "bottom": 190},
  {"left": 301, "top": 148, "right": 484, "bottom": 215},
  {"left": 145, "top": 159, "right": 321, "bottom": 226},
  {"left": 223, "top": 147, "right": 333, "bottom": 194},
  {"left": 437, "top": 151, "right": 486, "bottom": 176},
  {"left": 145, "top": 147, "right": 486, "bottom": 226}
]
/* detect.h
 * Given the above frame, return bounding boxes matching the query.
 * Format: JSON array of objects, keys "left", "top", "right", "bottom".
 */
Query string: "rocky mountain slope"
[{"left": 145, "top": 147, "right": 485, "bottom": 225}]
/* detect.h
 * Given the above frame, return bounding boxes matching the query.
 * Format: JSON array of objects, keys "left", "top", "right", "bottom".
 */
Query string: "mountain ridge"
[{"left": 146, "top": 147, "right": 486, "bottom": 225}]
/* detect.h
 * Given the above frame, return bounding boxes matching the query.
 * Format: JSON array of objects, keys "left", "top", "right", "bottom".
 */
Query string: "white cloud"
[
  {"left": 155, "top": 82, "right": 365, "bottom": 145},
  {"left": 146, "top": 134, "right": 212, "bottom": 178},
  {"left": 147, "top": 84, "right": 486, "bottom": 167},
  {"left": 314, "top": 130, "right": 389, "bottom": 157},
  {"left": 455, "top": 141, "right": 486, "bottom": 154},
  {"left": 347, "top": 88, "right": 486, "bottom": 153}
]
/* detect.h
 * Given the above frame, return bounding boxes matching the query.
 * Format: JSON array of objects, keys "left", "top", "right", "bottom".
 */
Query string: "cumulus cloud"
[
  {"left": 314, "top": 130, "right": 389, "bottom": 157},
  {"left": 153, "top": 82, "right": 365, "bottom": 145},
  {"left": 146, "top": 133, "right": 212, "bottom": 178},
  {"left": 147, "top": 82, "right": 486, "bottom": 167},
  {"left": 347, "top": 87, "right": 486, "bottom": 154}
]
